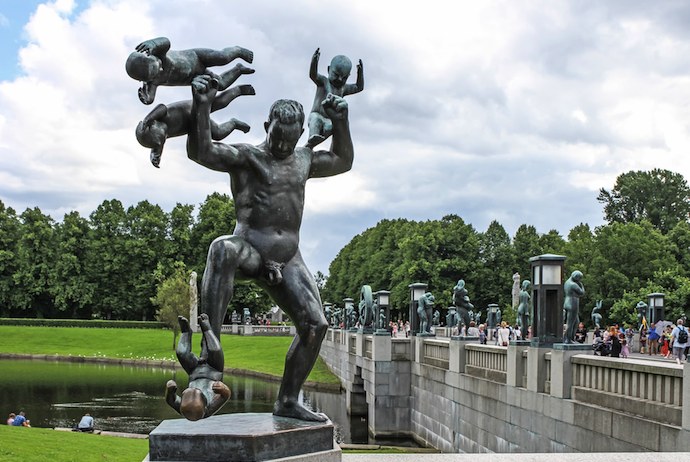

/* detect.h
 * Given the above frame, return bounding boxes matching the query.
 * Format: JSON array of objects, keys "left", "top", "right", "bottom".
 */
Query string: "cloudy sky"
[{"left": 2, "top": 0, "right": 690, "bottom": 275}]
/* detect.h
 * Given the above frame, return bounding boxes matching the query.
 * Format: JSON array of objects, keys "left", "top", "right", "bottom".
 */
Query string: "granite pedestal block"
[{"left": 147, "top": 413, "right": 339, "bottom": 462}]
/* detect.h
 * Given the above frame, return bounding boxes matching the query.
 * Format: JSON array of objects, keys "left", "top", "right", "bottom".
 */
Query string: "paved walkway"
[{"left": 342, "top": 454, "right": 690, "bottom": 462}]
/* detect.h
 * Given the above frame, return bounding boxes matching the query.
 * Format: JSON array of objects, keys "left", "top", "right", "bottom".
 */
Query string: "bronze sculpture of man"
[
  {"left": 186, "top": 74, "right": 353, "bottom": 422},
  {"left": 563, "top": 270, "right": 585, "bottom": 344}
]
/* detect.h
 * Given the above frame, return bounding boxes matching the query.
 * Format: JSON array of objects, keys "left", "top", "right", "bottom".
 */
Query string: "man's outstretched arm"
[
  {"left": 186, "top": 75, "right": 242, "bottom": 172},
  {"left": 309, "top": 94, "right": 354, "bottom": 177}
]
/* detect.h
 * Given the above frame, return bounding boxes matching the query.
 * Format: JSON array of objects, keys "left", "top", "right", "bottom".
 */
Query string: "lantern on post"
[
  {"left": 408, "top": 283, "right": 428, "bottom": 335},
  {"left": 529, "top": 254, "right": 566, "bottom": 346},
  {"left": 342, "top": 297, "right": 355, "bottom": 331},
  {"left": 375, "top": 290, "right": 390, "bottom": 331},
  {"left": 647, "top": 293, "right": 665, "bottom": 325}
]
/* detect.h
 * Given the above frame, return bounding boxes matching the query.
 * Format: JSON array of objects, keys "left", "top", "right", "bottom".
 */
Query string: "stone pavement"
[{"left": 343, "top": 454, "right": 690, "bottom": 461}]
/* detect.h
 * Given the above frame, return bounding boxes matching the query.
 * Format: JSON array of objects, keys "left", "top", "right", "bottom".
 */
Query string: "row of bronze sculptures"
[{"left": 327, "top": 271, "right": 588, "bottom": 345}]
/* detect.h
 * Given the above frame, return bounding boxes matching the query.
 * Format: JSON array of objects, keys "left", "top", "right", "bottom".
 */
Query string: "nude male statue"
[
  {"left": 563, "top": 270, "right": 585, "bottom": 344},
  {"left": 186, "top": 74, "right": 353, "bottom": 421}
]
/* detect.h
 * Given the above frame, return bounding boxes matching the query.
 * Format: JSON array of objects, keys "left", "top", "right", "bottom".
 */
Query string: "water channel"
[{"left": 0, "top": 359, "right": 378, "bottom": 444}]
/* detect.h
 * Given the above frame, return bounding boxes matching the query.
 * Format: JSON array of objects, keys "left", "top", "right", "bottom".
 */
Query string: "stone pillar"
[
  {"left": 507, "top": 340, "right": 530, "bottom": 388},
  {"left": 683, "top": 362, "right": 690, "bottom": 430},
  {"left": 231, "top": 324, "right": 238, "bottom": 335},
  {"left": 372, "top": 332, "right": 391, "bottom": 362},
  {"left": 449, "top": 336, "right": 477, "bottom": 373},
  {"left": 414, "top": 335, "right": 425, "bottom": 364},
  {"left": 550, "top": 343, "right": 590, "bottom": 398},
  {"left": 527, "top": 344, "right": 550, "bottom": 393},
  {"left": 355, "top": 331, "right": 364, "bottom": 356}
]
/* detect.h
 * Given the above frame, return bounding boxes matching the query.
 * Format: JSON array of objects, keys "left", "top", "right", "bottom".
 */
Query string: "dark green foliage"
[
  {"left": 0, "top": 193, "right": 275, "bottom": 322},
  {"left": 2, "top": 168, "right": 690, "bottom": 326},
  {"left": 597, "top": 169, "right": 690, "bottom": 234},
  {"left": 0, "top": 201, "right": 19, "bottom": 316}
]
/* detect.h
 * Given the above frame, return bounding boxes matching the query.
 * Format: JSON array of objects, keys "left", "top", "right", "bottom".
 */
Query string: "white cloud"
[{"left": 2, "top": 0, "right": 690, "bottom": 273}]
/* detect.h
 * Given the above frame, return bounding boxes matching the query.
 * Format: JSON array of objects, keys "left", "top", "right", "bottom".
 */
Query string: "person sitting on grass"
[
  {"left": 11, "top": 411, "right": 28, "bottom": 427},
  {"left": 73, "top": 413, "right": 94, "bottom": 432},
  {"left": 165, "top": 314, "right": 230, "bottom": 421}
]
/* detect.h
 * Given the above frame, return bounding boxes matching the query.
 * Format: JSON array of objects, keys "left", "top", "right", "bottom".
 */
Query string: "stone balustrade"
[
  {"left": 422, "top": 338, "right": 450, "bottom": 369},
  {"left": 320, "top": 329, "right": 690, "bottom": 453},
  {"left": 465, "top": 343, "right": 507, "bottom": 383},
  {"left": 571, "top": 355, "right": 683, "bottom": 426}
]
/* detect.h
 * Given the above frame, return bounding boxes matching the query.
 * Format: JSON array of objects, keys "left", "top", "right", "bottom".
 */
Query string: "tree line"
[
  {"left": 1, "top": 168, "right": 689, "bottom": 328},
  {"left": 0, "top": 192, "right": 272, "bottom": 321},
  {"left": 321, "top": 169, "right": 690, "bottom": 327}
]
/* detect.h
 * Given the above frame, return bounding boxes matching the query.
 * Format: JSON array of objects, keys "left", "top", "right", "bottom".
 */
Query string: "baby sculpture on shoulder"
[{"left": 307, "top": 48, "right": 363, "bottom": 148}]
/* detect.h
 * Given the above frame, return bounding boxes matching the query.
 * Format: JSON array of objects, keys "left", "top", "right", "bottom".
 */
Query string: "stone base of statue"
[
  {"left": 358, "top": 327, "right": 374, "bottom": 334},
  {"left": 374, "top": 329, "right": 389, "bottom": 336},
  {"left": 417, "top": 332, "right": 435, "bottom": 337},
  {"left": 145, "top": 413, "right": 340, "bottom": 462},
  {"left": 347, "top": 327, "right": 358, "bottom": 333}
]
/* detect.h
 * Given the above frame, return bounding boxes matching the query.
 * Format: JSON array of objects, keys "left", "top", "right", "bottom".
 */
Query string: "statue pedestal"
[{"left": 145, "top": 413, "right": 340, "bottom": 462}]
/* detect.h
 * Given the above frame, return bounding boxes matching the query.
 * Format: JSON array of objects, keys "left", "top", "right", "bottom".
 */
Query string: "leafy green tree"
[
  {"left": 124, "top": 200, "right": 171, "bottom": 321},
  {"left": 588, "top": 221, "right": 677, "bottom": 310},
  {"left": 668, "top": 221, "right": 690, "bottom": 276},
  {"left": 0, "top": 201, "right": 20, "bottom": 315},
  {"left": 539, "top": 229, "right": 566, "bottom": 255},
  {"left": 512, "top": 224, "right": 542, "bottom": 279},
  {"left": 12, "top": 207, "right": 56, "bottom": 317},
  {"left": 189, "top": 193, "right": 236, "bottom": 274},
  {"left": 597, "top": 169, "right": 690, "bottom": 234},
  {"left": 51, "top": 211, "right": 94, "bottom": 318},
  {"left": 86, "top": 199, "right": 129, "bottom": 320},
  {"left": 170, "top": 202, "right": 195, "bottom": 264},
  {"left": 475, "top": 220, "right": 514, "bottom": 311},
  {"left": 152, "top": 263, "right": 191, "bottom": 349}
]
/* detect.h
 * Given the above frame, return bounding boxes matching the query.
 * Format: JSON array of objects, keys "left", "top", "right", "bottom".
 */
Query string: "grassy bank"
[
  {"left": 0, "top": 425, "right": 148, "bottom": 462},
  {"left": 0, "top": 326, "right": 339, "bottom": 385}
]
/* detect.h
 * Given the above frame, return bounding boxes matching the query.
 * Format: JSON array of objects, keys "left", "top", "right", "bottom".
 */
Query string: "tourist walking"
[
  {"left": 497, "top": 321, "right": 511, "bottom": 347},
  {"left": 648, "top": 324, "right": 659, "bottom": 355},
  {"left": 671, "top": 319, "right": 689, "bottom": 365}
]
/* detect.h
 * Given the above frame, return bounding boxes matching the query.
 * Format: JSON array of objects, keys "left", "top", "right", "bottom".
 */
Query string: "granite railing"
[
  {"left": 465, "top": 343, "right": 507, "bottom": 383},
  {"left": 334, "top": 329, "right": 343, "bottom": 344},
  {"left": 364, "top": 336, "right": 373, "bottom": 359},
  {"left": 422, "top": 338, "right": 450, "bottom": 370},
  {"left": 571, "top": 355, "right": 683, "bottom": 426},
  {"left": 348, "top": 334, "right": 357, "bottom": 355}
]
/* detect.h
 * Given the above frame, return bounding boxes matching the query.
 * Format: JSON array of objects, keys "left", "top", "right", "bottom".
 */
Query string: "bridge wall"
[{"left": 320, "top": 329, "right": 690, "bottom": 453}]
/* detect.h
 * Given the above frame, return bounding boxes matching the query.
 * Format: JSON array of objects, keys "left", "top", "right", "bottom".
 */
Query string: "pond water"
[{"left": 0, "top": 359, "right": 388, "bottom": 445}]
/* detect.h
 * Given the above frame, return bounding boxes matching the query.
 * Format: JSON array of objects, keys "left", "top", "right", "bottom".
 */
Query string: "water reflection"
[{"left": 0, "top": 359, "right": 354, "bottom": 441}]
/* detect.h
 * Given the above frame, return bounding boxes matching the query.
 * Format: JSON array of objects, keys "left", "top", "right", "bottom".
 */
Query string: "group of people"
[
  {"left": 643, "top": 319, "right": 689, "bottom": 364},
  {"left": 6, "top": 411, "right": 29, "bottom": 427},
  {"left": 390, "top": 320, "right": 411, "bottom": 338},
  {"left": 6, "top": 411, "right": 94, "bottom": 431},
  {"left": 591, "top": 318, "right": 689, "bottom": 364}
]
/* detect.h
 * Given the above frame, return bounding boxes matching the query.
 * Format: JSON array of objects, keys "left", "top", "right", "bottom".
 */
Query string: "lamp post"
[
  {"left": 647, "top": 293, "right": 665, "bottom": 324},
  {"left": 487, "top": 304, "right": 499, "bottom": 329},
  {"left": 342, "top": 297, "right": 355, "bottom": 331},
  {"left": 375, "top": 290, "right": 390, "bottom": 332},
  {"left": 408, "top": 283, "right": 428, "bottom": 336},
  {"left": 529, "top": 254, "right": 566, "bottom": 346}
]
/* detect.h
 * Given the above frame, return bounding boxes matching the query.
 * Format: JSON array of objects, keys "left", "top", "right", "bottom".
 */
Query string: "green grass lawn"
[
  {"left": 0, "top": 326, "right": 339, "bottom": 385},
  {"left": 0, "top": 425, "right": 148, "bottom": 462}
]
